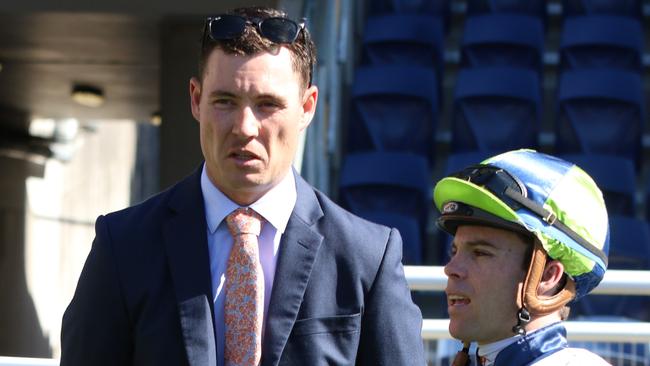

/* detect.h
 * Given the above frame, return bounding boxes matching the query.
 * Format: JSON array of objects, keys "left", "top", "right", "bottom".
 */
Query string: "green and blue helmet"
[{"left": 434, "top": 149, "right": 609, "bottom": 300}]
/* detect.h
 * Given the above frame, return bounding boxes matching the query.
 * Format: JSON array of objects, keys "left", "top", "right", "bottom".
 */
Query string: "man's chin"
[{"left": 448, "top": 320, "right": 472, "bottom": 343}]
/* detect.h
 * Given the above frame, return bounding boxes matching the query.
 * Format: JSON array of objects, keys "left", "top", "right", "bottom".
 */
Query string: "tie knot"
[{"left": 226, "top": 207, "right": 263, "bottom": 237}]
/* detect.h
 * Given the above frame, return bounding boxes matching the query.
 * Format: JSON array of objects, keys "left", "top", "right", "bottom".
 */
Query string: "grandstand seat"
[
  {"left": 561, "top": 154, "right": 637, "bottom": 216},
  {"left": 451, "top": 67, "right": 541, "bottom": 153},
  {"left": 361, "top": 14, "right": 445, "bottom": 76},
  {"left": 338, "top": 151, "right": 430, "bottom": 221},
  {"left": 357, "top": 210, "right": 423, "bottom": 265},
  {"left": 562, "top": 0, "right": 643, "bottom": 19},
  {"left": 571, "top": 216, "right": 650, "bottom": 321},
  {"left": 348, "top": 66, "right": 438, "bottom": 164},
  {"left": 442, "top": 151, "right": 496, "bottom": 175},
  {"left": 338, "top": 152, "right": 431, "bottom": 264},
  {"left": 644, "top": 180, "right": 650, "bottom": 220},
  {"left": 560, "top": 15, "right": 643, "bottom": 72},
  {"left": 466, "top": 0, "right": 547, "bottom": 24},
  {"left": 367, "top": 0, "right": 451, "bottom": 30},
  {"left": 461, "top": 14, "right": 544, "bottom": 73},
  {"left": 555, "top": 69, "right": 644, "bottom": 168}
]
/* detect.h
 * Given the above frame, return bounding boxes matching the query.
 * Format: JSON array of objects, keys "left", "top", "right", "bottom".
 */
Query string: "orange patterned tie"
[{"left": 224, "top": 207, "right": 264, "bottom": 366}]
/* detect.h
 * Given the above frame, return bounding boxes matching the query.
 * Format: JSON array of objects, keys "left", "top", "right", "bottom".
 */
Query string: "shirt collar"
[
  {"left": 478, "top": 334, "right": 522, "bottom": 365},
  {"left": 200, "top": 164, "right": 297, "bottom": 234}
]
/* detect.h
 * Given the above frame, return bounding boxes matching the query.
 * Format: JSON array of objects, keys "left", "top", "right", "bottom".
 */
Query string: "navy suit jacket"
[{"left": 61, "top": 168, "right": 425, "bottom": 365}]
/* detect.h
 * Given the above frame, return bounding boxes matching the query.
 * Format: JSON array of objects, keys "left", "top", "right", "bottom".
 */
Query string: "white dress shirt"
[
  {"left": 477, "top": 335, "right": 522, "bottom": 366},
  {"left": 200, "top": 164, "right": 297, "bottom": 366}
]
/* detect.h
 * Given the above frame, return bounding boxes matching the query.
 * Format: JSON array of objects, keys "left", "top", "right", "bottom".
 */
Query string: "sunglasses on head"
[
  {"left": 450, "top": 164, "right": 608, "bottom": 266},
  {"left": 203, "top": 14, "right": 305, "bottom": 45},
  {"left": 201, "top": 14, "right": 312, "bottom": 85}
]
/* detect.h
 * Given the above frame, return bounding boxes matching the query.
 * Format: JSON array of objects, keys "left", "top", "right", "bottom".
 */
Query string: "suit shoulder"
[
  {"left": 314, "top": 189, "right": 390, "bottom": 235},
  {"left": 311, "top": 189, "right": 394, "bottom": 244},
  {"left": 100, "top": 170, "right": 199, "bottom": 234},
  {"left": 102, "top": 185, "right": 172, "bottom": 226}
]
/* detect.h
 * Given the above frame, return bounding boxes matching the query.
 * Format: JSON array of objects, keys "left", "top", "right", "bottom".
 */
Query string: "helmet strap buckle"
[{"left": 512, "top": 307, "right": 531, "bottom": 336}]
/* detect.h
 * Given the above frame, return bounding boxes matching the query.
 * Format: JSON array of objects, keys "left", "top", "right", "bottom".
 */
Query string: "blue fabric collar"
[{"left": 494, "top": 322, "right": 568, "bottom": 366}]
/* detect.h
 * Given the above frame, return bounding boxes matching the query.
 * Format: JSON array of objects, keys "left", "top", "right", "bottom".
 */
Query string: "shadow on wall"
[{"left": 0, "top": 156, "right": 51, "bottom": 357}]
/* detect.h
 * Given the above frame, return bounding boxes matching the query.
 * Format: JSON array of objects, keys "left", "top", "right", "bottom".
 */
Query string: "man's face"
[
  {"left": 190, "top": 47, "right": 317, "bottom": 205},
  {"left": 444, "top": 225, "right": 529, "bottom": 344}
]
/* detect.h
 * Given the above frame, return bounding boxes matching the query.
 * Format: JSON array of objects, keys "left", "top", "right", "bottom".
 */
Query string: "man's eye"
[
  {"left": 474, "top": 250, "right": 491, "bottom": 257},
  {"left": 259, "top": 101, "right": 280, "bottom": 109},
  {"left": 213, "top": 98, "right": 235, "bottom": 106},
  {"left": 447, "top": 247, "right": 457, "bottom": 258}
]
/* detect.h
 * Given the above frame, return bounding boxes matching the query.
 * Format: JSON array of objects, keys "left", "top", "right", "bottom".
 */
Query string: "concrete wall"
[{"left": 0, "top": 121, "right": 137, "bottom": 358}]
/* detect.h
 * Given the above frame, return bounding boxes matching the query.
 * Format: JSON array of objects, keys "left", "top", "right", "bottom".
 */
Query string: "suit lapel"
[
  {"left": 163, "top": 169, "right": 216, "bottom": 366},
  {"left": 262, "top": 174, "right": 324, "bottom": 366}
]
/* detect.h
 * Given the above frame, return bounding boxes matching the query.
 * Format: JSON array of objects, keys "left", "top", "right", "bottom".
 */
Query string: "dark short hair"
[{"left": 198, "top": 6, "right": 316, "bottom": 89}]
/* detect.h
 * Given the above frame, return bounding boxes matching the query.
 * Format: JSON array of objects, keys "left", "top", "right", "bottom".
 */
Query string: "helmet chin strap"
[{"left": 513, "top": 240, "right": 576, "bottom": 335}]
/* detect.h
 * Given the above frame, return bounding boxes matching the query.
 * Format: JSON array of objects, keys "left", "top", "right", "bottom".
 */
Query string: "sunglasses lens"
[
  {"left": 260, "top": 17, "right": 299, "bottom": 43},
  {"left": 209, "top": 15, "right": 246, "bottom": 40}
]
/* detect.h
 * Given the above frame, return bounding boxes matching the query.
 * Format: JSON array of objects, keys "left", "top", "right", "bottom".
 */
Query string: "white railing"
[
  {"left": 406, "top": 266, "right": 650, "bottom": 343},
  {"left": 421, "top": 319, "right": 650, "bottom": 342},
  {"left": 405, "top": 266, "right": 650, "bottom": 295},
  {"left": 2, "top": 267, "right": 649, "bottom": 366},
  {"left": 0, "top": 357, "right": 57, "bottom": 366}
]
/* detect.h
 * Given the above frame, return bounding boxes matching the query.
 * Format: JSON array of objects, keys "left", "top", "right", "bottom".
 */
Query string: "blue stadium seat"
[
  {"left": 561, "top": 154, "right": 637, "bottom": 216},
  {"left": 338, "top": 152, "right": 431, "bottom": 264},
  {"left": 560, "top": 16, "right": 643, "bottom": 72},
  {"left": 348, "top": 66, "right": 438, "bottom": 164},
  {"left": 461, "top": 14, "right": 544, "bottom": 73},
  {"left": 555, "top": 69, "right": 644, "bottom": 167},
  {"left": 361, "top": 14, "right": 444, "bottom": 75},
  {"left": 451, "top": 67, "right": 541, "bottom": 153},
  {"left": 562, "top": 0, "right": 643, "bottom": 19},
  {"left": 571, "top": 216, "right": 650, "bottom": 321},
  {"left": 442, "top": 151, "right": 496, "bottom": 175},
  {"left": 357, "top": 210, "right": 423, "bottom": 265},
  {"left": 466, "top": 0, "right": 547, "bottom": 24},
  {"left": 368, "top": 0, "right": 451, "bottom": 30}
]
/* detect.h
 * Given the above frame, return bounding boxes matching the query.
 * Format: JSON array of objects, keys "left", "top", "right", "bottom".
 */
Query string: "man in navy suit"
[{"left": 61, "top": 5, "right": 425, "bottom": 366}]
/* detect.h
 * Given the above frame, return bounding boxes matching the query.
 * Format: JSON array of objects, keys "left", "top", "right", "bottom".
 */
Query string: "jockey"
[{"left": 434, "top": 149, "right": 612, "bottom": 366}]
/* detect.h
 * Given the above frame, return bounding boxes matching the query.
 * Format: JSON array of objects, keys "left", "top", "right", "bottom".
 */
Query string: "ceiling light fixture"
[
  {"left": 150, "top": 111, "right": 162, "bottom": 126},
  {"left": 71, "top": 84, "right": 105, "bottom": 107}
]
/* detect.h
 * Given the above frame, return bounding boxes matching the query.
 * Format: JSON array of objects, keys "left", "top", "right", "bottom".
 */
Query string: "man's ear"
[
  {"left": 537, "top": 260, "right": 566, "bottom": 297},
  {"left": 189, "top": 77, "right": 202, "bottom": 122},
  {"left": 299, "top": 85, "right": 318, "bottom": 131}
]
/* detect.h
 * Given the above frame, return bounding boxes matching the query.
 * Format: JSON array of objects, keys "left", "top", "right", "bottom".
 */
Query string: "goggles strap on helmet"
[
  {"left": 514, "top": 241, "right": 576, "bottom": 335},
  {"left": 503, "top": 187, "right": 608, "bottom": 268}
]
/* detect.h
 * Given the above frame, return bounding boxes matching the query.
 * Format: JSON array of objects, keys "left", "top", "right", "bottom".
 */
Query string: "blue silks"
[{"left": 494, "top": 322, "right": 567, "bottom": 365}]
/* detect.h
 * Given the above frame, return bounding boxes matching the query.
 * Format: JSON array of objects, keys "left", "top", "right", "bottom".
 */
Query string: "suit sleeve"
[
  {"left": 356, "top": 228, "right": 426, "bottom": 366},
  {"left": 60, "top": 215, "right": 132, "bottom": 365}
]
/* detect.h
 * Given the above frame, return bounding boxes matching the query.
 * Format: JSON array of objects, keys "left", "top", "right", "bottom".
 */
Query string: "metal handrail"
[
  {"left": 3, "top": 267, "right": 649, "bottom": 365},
  {"left": 422, "top": 319, "right": 650, "bottom": 342},
  {"left": 408, "top": 266, "right": 650, "bottom": 343},
  {"left": 0, "top": 357, "right": 57, "bottom": 366},
  {"left": 405, "top": 266, "right": 650, "bottom": 295}
]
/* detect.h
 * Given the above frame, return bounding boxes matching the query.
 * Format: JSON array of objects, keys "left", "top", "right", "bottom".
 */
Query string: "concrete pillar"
[{"left": 159, "top": 17, "right": 205, "bottom": 190}]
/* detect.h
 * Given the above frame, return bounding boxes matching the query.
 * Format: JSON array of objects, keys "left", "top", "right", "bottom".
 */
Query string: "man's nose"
[
  {"left": 232, "top": 106, "right": 260, "bottom": 138},
  {"left": 444, "top": 252, "right": 466, "bottom": 279}
]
